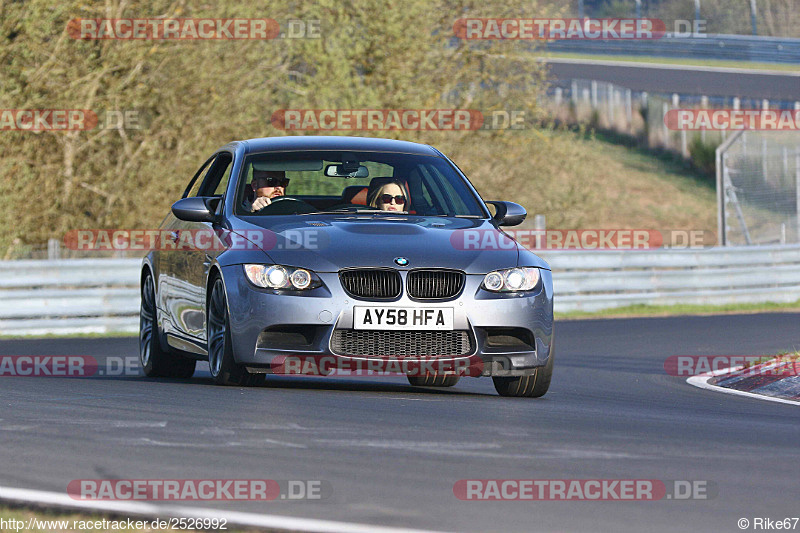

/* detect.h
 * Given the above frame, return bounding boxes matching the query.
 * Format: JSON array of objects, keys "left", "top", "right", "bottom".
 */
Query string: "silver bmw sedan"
[{"left": 140, "top": 136, "right": 554, "bottom": 397}]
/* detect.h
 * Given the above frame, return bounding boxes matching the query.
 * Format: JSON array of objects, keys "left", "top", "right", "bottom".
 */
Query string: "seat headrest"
[{"left": 342, "top": 185, "right": 368, "bottom": 205}]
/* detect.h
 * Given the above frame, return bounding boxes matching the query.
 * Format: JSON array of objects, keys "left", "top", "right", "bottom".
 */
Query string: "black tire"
[
  {"left": 139, "top": 271, "right": 196, "bottom": 378},
  {"left": 407, "top": 374, "right": 460, "bottom": 387},
  {"left": 207, "top": 277, "right": 264, "bottom": 387},
  {"left": 492, "top": 337, "right": 554, "bottom": 398}
]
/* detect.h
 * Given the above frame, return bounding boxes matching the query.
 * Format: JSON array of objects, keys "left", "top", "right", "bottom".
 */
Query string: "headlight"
[
  {"left": 482, "top": 267, "right": 540, "bottom": 292},
  {"left": 244, "top": 264, "right": 321, "bottom": 290}
]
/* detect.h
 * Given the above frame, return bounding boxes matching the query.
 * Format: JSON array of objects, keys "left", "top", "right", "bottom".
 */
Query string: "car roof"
[{"left": 228, "top": 136, "right": 441, "bottom": 156}]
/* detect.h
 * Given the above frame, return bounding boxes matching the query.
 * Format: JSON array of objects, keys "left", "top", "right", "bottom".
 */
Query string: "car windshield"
[{"left": 235, "top": 150, "right": 486, "bottom": 217}]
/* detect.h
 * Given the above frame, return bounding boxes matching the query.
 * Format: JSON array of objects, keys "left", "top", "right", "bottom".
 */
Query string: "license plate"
[{"left": 353, "top": 307, "right": 454, "bottom": 330}]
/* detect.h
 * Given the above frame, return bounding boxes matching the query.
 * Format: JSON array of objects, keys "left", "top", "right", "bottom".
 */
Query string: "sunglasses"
[
  {"left": 380, "top": 194, "right": 406, "bottom": 205},
  {"left": 255, "top": 177, "right": 289, "bottom": 187}
]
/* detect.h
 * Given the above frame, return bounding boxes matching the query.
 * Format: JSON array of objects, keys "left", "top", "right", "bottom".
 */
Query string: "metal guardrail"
[
  {"left": 538, "top": 244, "right": 800, "bottom": 312},
  {"left": 0, "top": 259, "right": 141, "bottom": 336},
  {"left": 1, "top": 246, "right": 799, "bottom": 335},
  {"left": 546, "top": 33, "right": 800, "bottom": 64}
]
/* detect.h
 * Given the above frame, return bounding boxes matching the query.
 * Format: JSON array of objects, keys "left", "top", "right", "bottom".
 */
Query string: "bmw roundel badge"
[{"left": 394, "top": 257, "right": 409, "bottom": 266}]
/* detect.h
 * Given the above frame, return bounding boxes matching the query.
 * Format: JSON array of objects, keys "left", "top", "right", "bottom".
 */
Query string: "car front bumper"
[{"left": 220, "top": 265, "right": 554, "bottom": 377}]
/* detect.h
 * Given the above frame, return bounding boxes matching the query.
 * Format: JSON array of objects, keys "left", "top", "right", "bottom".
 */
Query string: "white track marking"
[
  {"left": 538, "top": 57, "right": 800, "bottom": 76},
  {"left": 0, "top": 485, "right": 444, "bottom": 533},
  {"left": 687, "top": 369, "right": 800, "bottom": 407}
]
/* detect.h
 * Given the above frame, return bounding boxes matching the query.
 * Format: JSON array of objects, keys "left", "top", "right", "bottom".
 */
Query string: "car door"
[
  {"left": 168, "top": 152, "right": 234, "bottom": 343},
  {"left": 159, "top": 154, "right": 215, "bottom": 339}
]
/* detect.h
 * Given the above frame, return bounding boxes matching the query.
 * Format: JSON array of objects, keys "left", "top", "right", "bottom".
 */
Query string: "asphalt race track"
[
  {"left": 1, "top": 313, "right": 799, "bottom": 532},
  {"left": 544, "top": 58, "right": 800, "bottom": 101}
]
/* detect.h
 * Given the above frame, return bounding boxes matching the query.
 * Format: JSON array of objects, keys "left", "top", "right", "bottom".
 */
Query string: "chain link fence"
[
  {"left": 547, "top": 79, "right": 799, "bottom": 156},
  {"left": 717, "top": 131, "right": 800, "bottom": 246},
  {"left": 547, "top": 79, "right": 800, "bottom": 246}
]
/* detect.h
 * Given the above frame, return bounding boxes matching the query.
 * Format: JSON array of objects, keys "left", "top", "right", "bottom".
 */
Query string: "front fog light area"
[
  {"left": 244, "top": 264, "right": 319, "bottom": 290},
  {"left": 482, "top": 267, "right": 540, "bottom": 292}
]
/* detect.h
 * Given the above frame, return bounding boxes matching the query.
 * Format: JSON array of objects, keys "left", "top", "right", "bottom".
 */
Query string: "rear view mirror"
[{"left": 324, "top": 164, "right": 369, "bottom": 178}]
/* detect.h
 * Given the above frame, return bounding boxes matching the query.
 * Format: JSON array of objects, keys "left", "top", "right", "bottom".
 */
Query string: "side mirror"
[
  {"left": 172, "top": 197, "right": 218, "bottom": 223},
  {"left": 486, "top": 201, "right": 527, "bottom": 227}
]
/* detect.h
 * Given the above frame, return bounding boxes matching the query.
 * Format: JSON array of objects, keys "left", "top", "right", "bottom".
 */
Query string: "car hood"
[{"left": 229, "top": 215, "right": 547, "bottom": 274}]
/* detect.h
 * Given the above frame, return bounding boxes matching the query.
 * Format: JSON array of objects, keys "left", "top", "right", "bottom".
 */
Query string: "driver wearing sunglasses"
[
  {"left": 245, "top": 170, "right": 290, "bottom": 212},
  {"left": 366, "top": 178, "right": 409, "bottom": 213}
]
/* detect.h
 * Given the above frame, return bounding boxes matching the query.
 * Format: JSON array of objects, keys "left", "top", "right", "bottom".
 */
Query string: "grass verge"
[{"left": 557, "top": 299, "right": 800, "bottom": 320}]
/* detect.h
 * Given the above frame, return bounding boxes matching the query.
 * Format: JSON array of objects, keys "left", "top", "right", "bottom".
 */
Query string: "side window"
[
  {"left": 183, "top": 156, "right": 216, "bottom": 198},
  {"left": 212, "top": 163, "right": 233, "bottom": 196},
  {"left": 200, "top": 153, "right": 233, "bottom": 197}
]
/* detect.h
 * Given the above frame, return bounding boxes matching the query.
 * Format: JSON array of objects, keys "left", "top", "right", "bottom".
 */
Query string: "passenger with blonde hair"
[{"left": 366, "top": 178, "right": 409, "bottom": 212}]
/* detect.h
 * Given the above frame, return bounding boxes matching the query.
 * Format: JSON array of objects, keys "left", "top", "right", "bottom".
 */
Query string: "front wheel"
[
  {"left": 139, "top": 271, "right": 196, "bottom": 378},
  {"left": 207, "top": 277, "right": 264, "bottom": 386},
  {"left": 493, "top": 338, "right": 554, "bottom": 398}
]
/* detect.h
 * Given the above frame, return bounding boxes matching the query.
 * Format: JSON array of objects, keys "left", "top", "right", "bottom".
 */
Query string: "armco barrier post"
[{"left": 796, "top": 150, "right": 800, "bottom": 243}]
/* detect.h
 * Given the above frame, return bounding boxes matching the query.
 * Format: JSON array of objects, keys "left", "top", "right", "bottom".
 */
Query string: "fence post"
[
  {"left": 796, "top": 150, "right": 800, "bottom": 243},
  {"left": 662, "top": 102, "right": 669, "bottom": 148},
  {"left": 700, "top": 95, "right": 708, "bottom": 143},
  {"left": 715, "top": 130, "right": 744, "bottom": 246},
  {"left": 716, "top": 146, "right": 725, "bottom": 245},
  {"left": 783, "top": 147, "right": 789, "bottom": 181},
  {"left": 762, "top": 138, "right": 768, "bottom": 182},
  {"left": 571, "top": 80, "right": 577, "bottom": 105},
  {"left": 47, "top": 238, "right": 61, "bottom": 260},
  {"left": 534, "top": 214, "right": 546, "bottom": 250},
  {"left": 625, "top": 88, "right": 632, "bottom": 133},
  {"left": 681, "top": 130, "right": 688, "bottom": 158},
  {"left": 591, "top": 80, "right": 598, "bottom": 109},
  {"left": 555, "top": 87, "right": 563, "bottom": 106}
]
